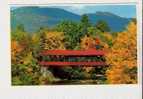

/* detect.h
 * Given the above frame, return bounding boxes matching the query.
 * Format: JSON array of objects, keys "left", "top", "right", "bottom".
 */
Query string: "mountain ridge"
[{"left": 11, "top": 7, "right": 131, "bottom": 32}]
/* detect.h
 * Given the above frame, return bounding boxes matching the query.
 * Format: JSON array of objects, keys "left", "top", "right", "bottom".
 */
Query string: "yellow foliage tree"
[
  {"left": 80, "top": 35, "right": 101, "bottom": 50},
  {"left": 105, "top": 21, "right": 137, "bottom": 84},
  {"left": 40, "top": 31, "right": 65, "bottom": 50},
  {"left": 32, "top": 33, "right": 40, "bottom": 45}
]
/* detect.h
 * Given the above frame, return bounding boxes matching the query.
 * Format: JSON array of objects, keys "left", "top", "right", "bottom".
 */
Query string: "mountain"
[
  {"left": 11, "top": 7, "right": 131, "bottom": 32},
  {"left": 87, "top": 12, "right": 131, "bottom": 32}
]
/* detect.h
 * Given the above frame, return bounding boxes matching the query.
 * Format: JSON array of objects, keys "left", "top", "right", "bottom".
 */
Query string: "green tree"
[
  {"left": 56, "top": 15, "right": 91, "bottom": 50},
  {"left": 16, "top": 24, "right": 25, "bottom": 32},
  {"left": 56, "top": 20, "right": 81, "bottom": 49},
  {"left": 95, "top": 20, "right": 110, "bottom": 32},
  {"left": 80, "top": 14, "right": 91, "bottom": 35}
]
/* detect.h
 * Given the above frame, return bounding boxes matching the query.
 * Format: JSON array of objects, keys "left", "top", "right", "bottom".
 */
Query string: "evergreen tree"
[{"left": 80, "top": 14, "right": 91, "bottom": 35}]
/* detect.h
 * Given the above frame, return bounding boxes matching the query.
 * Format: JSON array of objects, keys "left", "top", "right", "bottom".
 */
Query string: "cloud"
[
  {"left": 63, "top": 5, "right": 86, "bottom": 15},
  {"left": 69, "top": 4, "right": 85, "bottom": 10}
]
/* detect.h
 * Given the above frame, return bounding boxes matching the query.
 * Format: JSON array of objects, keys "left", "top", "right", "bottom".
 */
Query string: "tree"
[
  {"left": 11, "top": 24, "right": 28, "bottom": 41},
  {"left": 40, "top": 31, "right": 65, "bottom": 50},
  {"left": 87, "top": 26, "right": 102, "bottom": 36},
  {"left": 80, "top": 14, "right": 91, "bottom": 35},
  {"left": 11, "top": 40, "right": 23, "bottom": 64},
  {"left": 81, "top": 35, "right": 97, "bottom": 50},
  {"left": 11, "top": 24, "right": 44, "bottom": 85},
  {"left": 56, "top": 20, "right": 81, "bottom": 49},
  {"left": 105, "top": 21, "right": 137, "bottom": 84},
  {"left": 16, "top": 24, "right": 25, "bottom": 32},
  {"left": 80, "top": 14, "right": 91, "bottom": 27},
  {"left": 95, "top": 20, "right": 110, "bottom": 32}
]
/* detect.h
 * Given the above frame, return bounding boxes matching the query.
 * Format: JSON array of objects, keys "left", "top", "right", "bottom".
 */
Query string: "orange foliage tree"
[
  {"left": 105, "top": 21, "right": 137, "bottom": 84},
  {"left": 11, "top": 40, "right": 23, "bottom": 63}
]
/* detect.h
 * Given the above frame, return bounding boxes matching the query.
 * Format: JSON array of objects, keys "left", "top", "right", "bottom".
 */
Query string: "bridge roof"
[{"left": 40, "top": 49, "right": 105, "bottom": 56}]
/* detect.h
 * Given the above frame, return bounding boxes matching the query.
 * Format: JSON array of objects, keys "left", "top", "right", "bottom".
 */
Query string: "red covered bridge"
[{"left": 38, "top": 49, "right": 107, "bottom": 67}]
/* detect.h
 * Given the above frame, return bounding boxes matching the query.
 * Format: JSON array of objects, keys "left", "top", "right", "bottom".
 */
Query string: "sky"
[{"left": 11, "top": 5, "right": 136, "bottom": 18}]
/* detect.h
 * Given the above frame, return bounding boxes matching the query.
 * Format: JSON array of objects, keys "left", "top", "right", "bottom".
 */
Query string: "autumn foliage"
[
  {"left": 11, "top": 15, "right": 137, "bottom": 85},
  {"left": 105, "top": 22, "right": 137, "bottom": 84}
]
